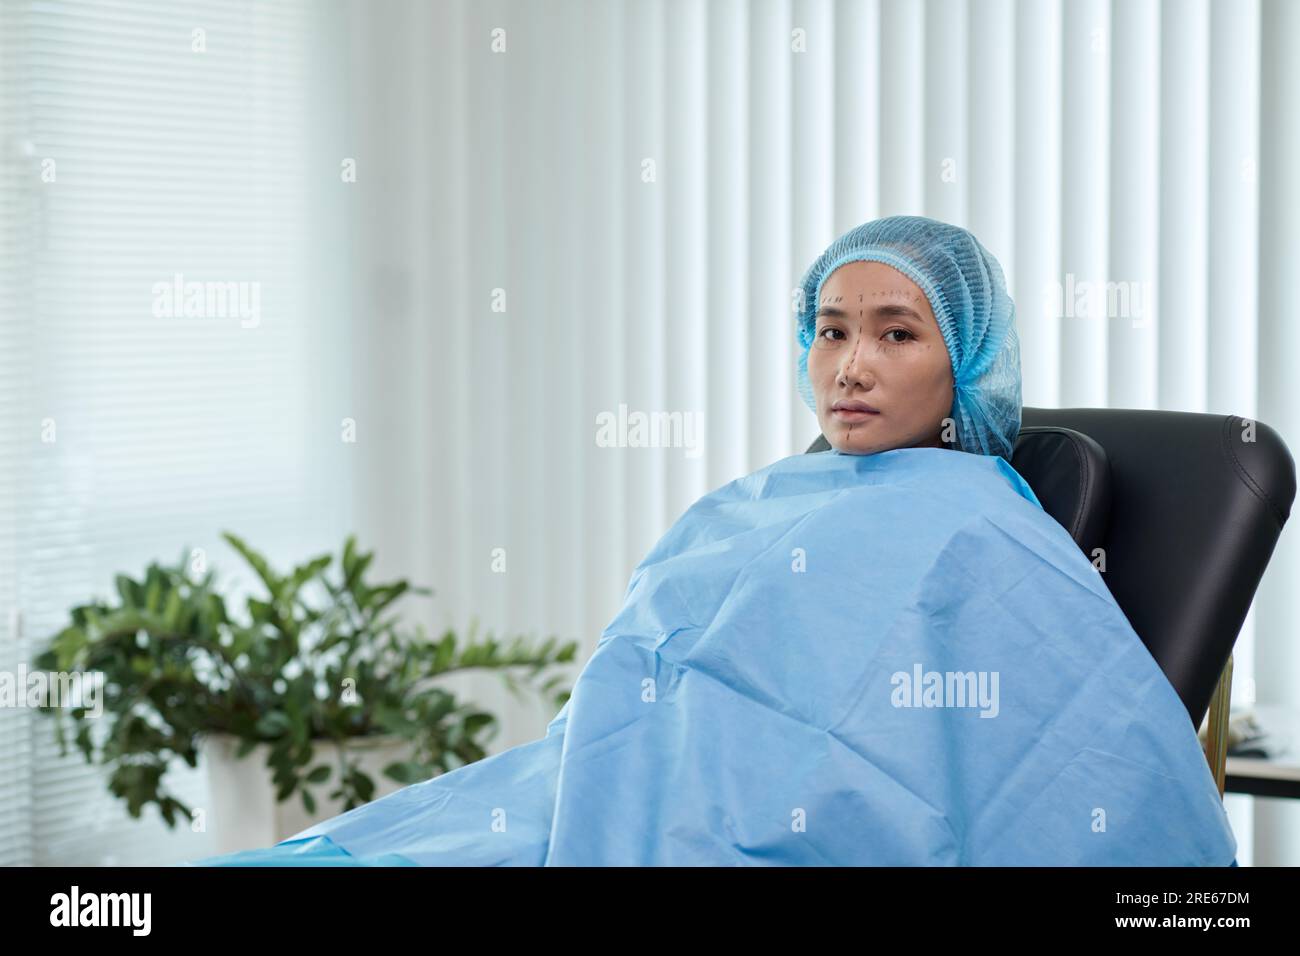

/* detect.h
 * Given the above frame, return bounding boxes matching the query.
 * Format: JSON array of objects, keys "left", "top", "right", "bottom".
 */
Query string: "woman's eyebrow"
[{"left": 815, "top": 303, "right": 926, "bottom": 322}]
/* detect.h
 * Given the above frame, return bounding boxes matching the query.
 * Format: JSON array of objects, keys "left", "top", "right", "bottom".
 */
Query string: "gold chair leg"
[{"left": 1204, "top": 653, "right": 1233, "bottom": 799}]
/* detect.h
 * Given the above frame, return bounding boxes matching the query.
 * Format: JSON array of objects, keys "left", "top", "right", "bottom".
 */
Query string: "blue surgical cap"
[{"left": 795, "top": 215, "right": 1023, "bottom": 460}]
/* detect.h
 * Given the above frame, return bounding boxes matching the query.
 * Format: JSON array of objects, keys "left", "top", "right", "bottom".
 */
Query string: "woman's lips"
[{"left": 831, "top": 404, "right": 881, "bottom": 423}]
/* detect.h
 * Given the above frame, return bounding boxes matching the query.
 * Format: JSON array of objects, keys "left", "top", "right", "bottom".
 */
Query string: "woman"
[
  {"left": 796, "top": 215, "right": 1020, "bottom": 459},
  {"left": 192, "top": 215, "right": 1237, "bottom": 867}
]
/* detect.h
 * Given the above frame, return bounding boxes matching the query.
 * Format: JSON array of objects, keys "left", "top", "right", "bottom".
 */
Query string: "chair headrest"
[{"left": 1010, "top": 426, "right": 1111, "bottom": 561}]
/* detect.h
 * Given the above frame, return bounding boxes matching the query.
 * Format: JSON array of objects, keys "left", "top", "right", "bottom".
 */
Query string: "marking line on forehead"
[{"left": 818, "top": 288, "right": 925, "bottom": 303}]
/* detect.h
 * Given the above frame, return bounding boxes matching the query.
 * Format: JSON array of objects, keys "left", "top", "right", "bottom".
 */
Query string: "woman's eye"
[
  {"left": 883, "top": 328, "right": 914, "bottom": 344},
  {"left": 818, "top": 327, "right": 844, "bottom": 342}
]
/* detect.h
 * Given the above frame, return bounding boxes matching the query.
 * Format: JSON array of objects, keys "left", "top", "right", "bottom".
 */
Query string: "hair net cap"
[{"left": 795, "top": 215, "right": 1023, "bottom": 460}]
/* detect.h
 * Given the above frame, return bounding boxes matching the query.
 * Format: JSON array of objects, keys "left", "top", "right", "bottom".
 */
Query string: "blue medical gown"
[{"left": 190, "top": 447, "right": 1237, "bottom": 866}]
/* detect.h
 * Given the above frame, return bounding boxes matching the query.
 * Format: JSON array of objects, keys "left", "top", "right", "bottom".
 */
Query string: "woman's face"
[{"left": 807, "top": 260, "right": 955, "bottom": 456}]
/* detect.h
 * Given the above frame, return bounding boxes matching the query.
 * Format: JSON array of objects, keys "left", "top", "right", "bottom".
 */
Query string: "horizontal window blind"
[{"left": 0, "top": 0, "right": 351, "bottom": 865}]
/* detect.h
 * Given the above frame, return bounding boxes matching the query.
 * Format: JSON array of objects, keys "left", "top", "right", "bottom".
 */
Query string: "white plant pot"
[{"left": 199, "top": 732, "right": 414, "bottom": 855}]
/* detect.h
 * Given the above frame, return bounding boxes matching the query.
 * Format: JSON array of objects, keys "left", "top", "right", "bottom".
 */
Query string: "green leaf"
[
  {"left": 288, "top": 554, "right": 333, "bottom": 596},
  {"left": 383, "top": 760, "right": 429, "bottom": 785},
  {"left": 433, "top": 631, "right": 456, "bottom": 672},
  {"left": 274, "top": 769, "right": 297, "bottom": 802},
  {"left": 222, "top": 531, "right": 284, "bottom": 600},
  {"left": 144, "top": 575, "right": 162, "bottom": 613},
  {"left": 255, "top": 712, "right": 291, "bottom": 738},
  {"left": 351, "top": 769, "right": 375, "bottom": 802},
  {"left": 462, "top": 713, "right": 494, "bottom": 735},
  {"left": 162, "top": 588, "right": 183, "bottom": 629},
  {"left": 115, "top": 574, "right": 141, "bottom": 607},
  {"left": 342, "top": 535, "right": 358, "bottom": 580}
]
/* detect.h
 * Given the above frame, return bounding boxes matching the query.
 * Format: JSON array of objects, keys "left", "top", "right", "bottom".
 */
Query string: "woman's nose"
[{"left": 838, "top": 335, "right": 874, "bottom": 386}]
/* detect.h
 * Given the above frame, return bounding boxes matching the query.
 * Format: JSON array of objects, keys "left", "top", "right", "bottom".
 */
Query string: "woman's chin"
[
  {"left": 827, "top": 433, "right": 893, "bottom": 456},
  {"left": 823, "top": 419, "right": 948, "bottom": 456}
]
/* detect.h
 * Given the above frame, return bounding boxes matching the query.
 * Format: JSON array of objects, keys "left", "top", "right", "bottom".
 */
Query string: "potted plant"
[{"left": 33, "top": 533, "right": 578, "bottom": 853}]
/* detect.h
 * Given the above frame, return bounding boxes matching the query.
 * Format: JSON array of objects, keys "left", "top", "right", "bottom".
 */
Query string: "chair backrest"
[{"left": 806, "top": 407, "right": 1296, "bottom": 728}]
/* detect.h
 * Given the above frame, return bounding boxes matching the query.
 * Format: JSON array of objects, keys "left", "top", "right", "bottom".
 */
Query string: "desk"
[{"left": 1222, "top": 704, "right": 1300, "bottom": 800}]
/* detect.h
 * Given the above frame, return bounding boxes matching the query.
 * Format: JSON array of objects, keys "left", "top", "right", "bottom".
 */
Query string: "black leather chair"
[{"left": 807, "top": 406, "right": 1297, "bottom": 795}]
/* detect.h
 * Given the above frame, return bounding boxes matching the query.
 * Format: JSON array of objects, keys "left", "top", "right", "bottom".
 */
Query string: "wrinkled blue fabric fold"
[
  {"left": 190, "top": 447, "right": 1237, "bottom": 867},
  {"left": 189, "top": 834, "right": 417, "bottom": 866}
]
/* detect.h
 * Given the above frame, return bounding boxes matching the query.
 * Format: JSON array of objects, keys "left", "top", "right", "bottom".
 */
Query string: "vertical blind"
[
  {"left": 341, "top": 0, "right": 1300, "bottom": 865},
  {"left": 0, "top": 0, "right": 351, "bottom": 865}
]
